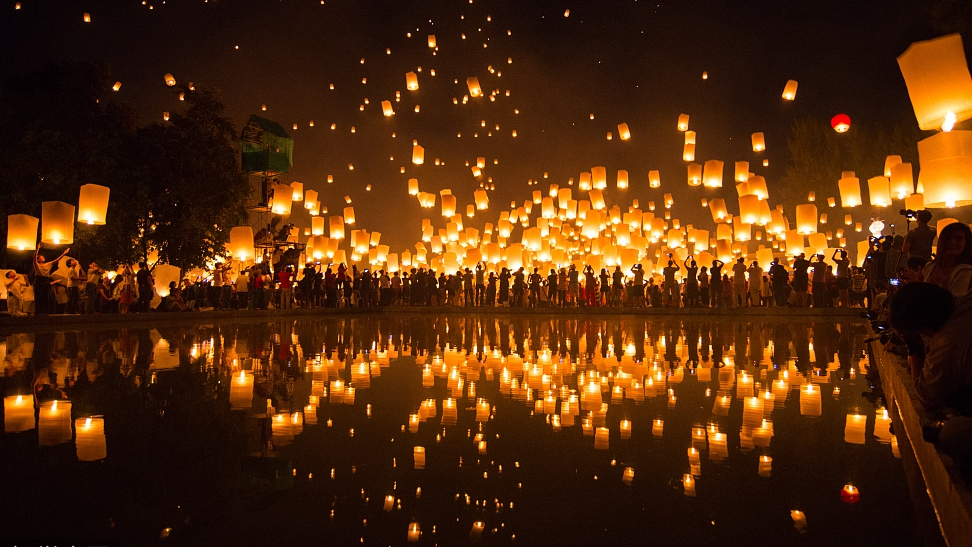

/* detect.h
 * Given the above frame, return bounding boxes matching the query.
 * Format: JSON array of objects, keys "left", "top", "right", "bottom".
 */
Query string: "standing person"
[
  {"left": 598, "top": 268, "right": 610, "bottom": 307},
  {"left": 278, "top": 265, "right": 296, "bottom": 308},
  {"left": 683, "top": 257, "right": 699, "bottom": 308},
  {"left": 557, "top": 268, "right": 568, "bottom": 307},
  {"left": 236, "top": 267, "right": 250, "bottom": 309},
  {"left": 630, "top": 264, "right": 645, "bottom": 307},
  {"left": 792, "top": 253, "right": 810, "bottom": 307},
  {"left": 118, "top": 265, "right": 135, "bottom": 314},
  {"left": 567, "top": 265, "right": 579, "bottom": 306},
  {"left": 611, "top": 266, "right": 624, "bottom": 307},
  {"left": 498, "top": 267, "right": 511, "bottom": 306},
  {"left": 5, "top": 271, "right": 27, "bottom": 316},
  {"left": 251, "top": 266, "right": 265, "bottom": 309},
  {"left": 475, "top": 262, "right": 486, "bottom": 306},
  {"left": 699, "top": 266, "right": 710, "bottom": 308},
  {"left": 769, "top": 259, "right": 789, "bottom": 308},
  {"left": 547, "top": 269, "right": 559, "bottom": 307},
  {"left": 512, "top": 267, "right": 525, "bottom": 307},
  {"left": 721, "top": 274, "right": 733, "bottom": 308},
  {"left": 761, "top": 274, "right": 773, "bottom": 307},
  {"left": 832, "top": 249, "right": 851, "bottom": 307},
  {"left": 485, "top": 271, "right": 497, "bottom": 307},
  {"left": 135, "top": 261, "right": 154, "bottom": 313},
  {"left": 84, "top": 263, "right": 103, "bottom": 314},
  {"left": 709, "top": 259, "right": 724, "bottom": 308},
  {"left": 464, "top": 268, "right": 475, "bottom": 307},
  {"left": 810, "top": 254, "right": 828, "bottom": 308},
  {"left": 32, "top": 246, "right": 69, "bottom": 315},
  {"left": 850, "top": 266, "right": 868, "bottom": 308},
  {"left": 901, "top": 209, "right": 936, "bottom": 270},
  {"left": 662, "top": 258, "right": 680, "bottom": 307},
  {"left": 747, "top": 261, "right": 762, "bottom": 307},
  {"left": 584, "top": 265, "right": 597, "bottom": 307},
  {"left": 731, "top": 257, "right": 748, "bottom": 307},
  {"left": 61, "top": 258, "right": 83, "bottom": 314}
]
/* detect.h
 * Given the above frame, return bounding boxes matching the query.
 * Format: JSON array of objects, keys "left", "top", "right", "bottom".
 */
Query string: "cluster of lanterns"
[{"left": 6, "top": 184, "right": 110, "bottom": 251}]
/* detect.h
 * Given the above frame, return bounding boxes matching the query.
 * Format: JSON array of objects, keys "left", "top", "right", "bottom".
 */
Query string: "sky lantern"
[
  {"left": 164, "top": 73, "right": 176, "bottom": 86},
  {"left": 884, "top": 155, "right": 902, "bottom": 177},
  {"left": 897, "top": 34, "right": 972, "bottom": 131},
  {"left": 289, "top": 182, "right": 303, "bottom": 202},
  {"left": 782, "top": 79, "right": 798, "bottom": 100},
  {"left": 675, "top": 115, "right": 691, "bottom": 134},
  {"left": 329, "top": 216, "right": 345, "bottom": 240},
  {"left": 591, "top": 166, "right": 607, "bottom": 189},
  {"left": 412, "top": 143, "right": 425, "bottom": 165},
  {"left": 405, "top": 71, "right": 419, "bottom": 91},
  {"left": 616, "top": 169, "right": 629, "bottom": 189},
  {"left": 702, "top": 160, "right": 724, "bottom": 188},
  {"left": 408, "top": 178, "right": 419, "bottom": 195},
  {"left": 77, "top": 183, "right": 110, "bottom": 225},
  {"left": 466, "top": 77, "right": 482, "bottom": 97},
  {"left": 427, "top": 35, "right": 436, "bottom": 48},
  {"left": 112, "top": 81, "right": 121, "bottom": 92},
  {"left": 906, "top": 193, "right": 925, "bottom": 211},
  {"left": 617, "top": 123, "right": 631, "bottom": 140},
  {"left": 683, "top": 143, "right": 696, "bottom": 162},
  {"left": 648, "top": 170, "right": 661, "bottom": 188},
  {"left": 304, "top": 190, "right": 318, "bottom": 209},
  {"left": 271, "top": 184, "right": 292, "bottom": 215},
  {"left": 890, "top": 163, "right": 914, "bottom": 199},
  {"left": 738, "top": 195, "right": 760, "bottom": 224},
  {"left": 868, "top": 176, "right": 892, "bottom": 207},
  {"left": 229, "top": 226, "right": 254, "bottom": 261},
  {"left": 734, "top": 161, "right": 749, "bottom": 182},
  {"left": 687, "top": 163, "right": 702, "bottom": 186},
  {"left": 831, "top": 114, "right": 851, "bottom": 132},
  {"left": 751, "top": 132, "right": 765, "bottom": 151},
  {"left": 441, "top": 194, "right": 457, "bottom": 217},
  {"left": 708, "top": 198, "right": 728, "bottom": 222},
  {"left": 684, "top": 130, "right": 696, "bottom": 145},
  {"left": 747, "top": 176, "right": 768, "bottom": 199},
  {"left": 917, "top": 130, "right": 972, "bottom": 207},
  {"left": 796, "top": 204, "right": 817, "bottom": 235},
  {"left": 474, "top": 189, "right": 489, "bottom": 210},
  {"left": 41, "top": 201, "right": 74, "bottom": 245},
  {"left": 6, "top": 214, "right": 38, "bottom": 250},
  {"left": 381, "top": 100, "right": 394, "bottom": 117},
  {"left": 838, "top": 175, "right": 862, "bottom": 207}
]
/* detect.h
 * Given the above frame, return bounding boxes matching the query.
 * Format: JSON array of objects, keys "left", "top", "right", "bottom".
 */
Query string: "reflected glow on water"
[{"left": 0, "top": 316, "right": 914, "bottom": 545}]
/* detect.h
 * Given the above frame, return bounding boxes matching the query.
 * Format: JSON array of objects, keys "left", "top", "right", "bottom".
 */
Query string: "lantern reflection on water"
[{"left": 75, "top": 416, "right": 107, "bottom": 461}]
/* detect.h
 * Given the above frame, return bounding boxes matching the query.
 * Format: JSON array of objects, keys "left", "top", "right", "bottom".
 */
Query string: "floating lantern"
[
  {"left": 405, "top": 71, "right": 419, "bottom": 91},
  {"left": 270, "top": 184, "right": 292, "bottom": 215},
  {"left": 329, "top": 216, "right": 345, "bottom": 240},
  {"left": 916, "top": 130, "right": 972, "bottom": 207},
  {"left": 734, "top": 161, "right": 750, "bottom": 183},
  {"left": 4, "top": 394, "right": 34, "bottom": 433},
  {"left": 408, "top": 178, "right": 419, "bottom": 195},
  {"left": 408, "top": 522, "right": 421, "bottom": 542},
  {"left": 75, "top": 416, "right": 107, "bottom": 461},
  {"left": 290, "top": 182, "right": 303, "bottom": 201},
  {"left": 687, "top": 163, "right": 702, "bottom": 186},
  {"left": 841, "top": 484, "right": 861, "bottom": 504},
  {"left": 795, "top": 204, "right": 817, "bottom": 235},
  {"left": 617, "top": 169, "right": 629, "bottom": 189},
  {"left": 649, "top": 170, "right": 661, "bottom": 188},
  {"left": 381, "top": 100, "right": 394, "bottom": 117},
  {"left": 702, "top": 160, "right": 724, "bottom": 188},
  {"left": 618, "top": 123, "right": 631, "bottom": 140},
  {"left": 868, "top": 176, "right": 892, "bottom": 207},
  {"left": 466, "top": 77, "right": 482, "bottom": 97},
  {"left": 677, "top": 113, "right": 690, "bottom": 131},
  {"left": 229, "top": 226, "right": 254, "bottom": 261},
  {"left": 591, "top": 166, "right": 607, "bottom": 189},
  {"left": 838, "top": 175, "right": 862, "bottom": 207},
  {"left": 164, "top": 73, "right": 176, "bottom": 86},
  {"left": 112, "top": 81, "right": 121, "bottom": 92},
  {"left": 412, "top": 143, "right": 425, "bottom": 165},
  {"left": 897, "top": 34, "right": 972, "bottom": 131},
  {"left": 905, "top": 193, "right": 925, "bottom": 211},
  {"left": 790, "top": 510, "right": 807, "bottom": 531},
  {"left": 752, "top": 132, "right": 765, "bottom": 152},
  {"left": 41, "top": 201, "right": 75, "bottom": 245},
  {"left": 6, "top": 214, "right": 38, "bottom": 250},
  {"left": 344, "top": 206, "right": 356, "bottom": 225},
  {"left": 428, "top": 35, "right": 436, "bottom": 48},
  {"left": 831, "top": 114, "right": 851, "bottom": 132},
  {"left": 884, "top": 155, "right": 902, "bottom": 177},
  {"left": 782, "top": 79, "right": 798, "bottom": 100},
  {"left": 304, "top": 190, "right": 318, "bottom": 209},
  {"left": 890, "top": 163, "right": 914, "bottom": 199},
  {"left": 38, "top": 399, "right": 72, "bottom": 446},
  {"left": 683, "top": 143, "right": 696, "bottom": 162}
]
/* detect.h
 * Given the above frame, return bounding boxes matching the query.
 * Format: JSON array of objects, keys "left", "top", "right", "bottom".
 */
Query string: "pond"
[{"left": 0, "top": 315, "right": 914, "bottom": 546}]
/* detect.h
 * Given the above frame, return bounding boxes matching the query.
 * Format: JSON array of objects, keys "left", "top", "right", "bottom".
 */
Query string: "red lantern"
[
  {"left": 832, "top": 114, "right": 851, "bottom": 133},
  {"left": 840, "top": 484, "right": 860, "bottom": 503}
]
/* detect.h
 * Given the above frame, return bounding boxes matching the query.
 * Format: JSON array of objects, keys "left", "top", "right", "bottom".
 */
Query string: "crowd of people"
[{"left": 3, "top": 210, "right": 971, "bottom": 315}]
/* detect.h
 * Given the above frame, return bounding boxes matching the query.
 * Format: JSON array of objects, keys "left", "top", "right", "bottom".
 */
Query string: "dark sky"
[{"left": 0, "top": 0, "right": 939, "bottom": 250}]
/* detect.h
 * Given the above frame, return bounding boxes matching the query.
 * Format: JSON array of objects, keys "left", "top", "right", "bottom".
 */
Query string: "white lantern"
[
  {"left": 917, "top": 130, "right": 972, "bottom": 208},
  {"left": 41, "top": 201, "right": 75, "bottom": 245},
  {"left": 6, "top": 214, "right": 38, "bottom": 250},
  {"left": 897, "top": 34, "right": 972, "bottom": 131},
  {"left": 77, "top": 184, "right": 110, "bottom": 225},
  {"left": 229, "top": 226, "right": 254, "bottom": 261}
]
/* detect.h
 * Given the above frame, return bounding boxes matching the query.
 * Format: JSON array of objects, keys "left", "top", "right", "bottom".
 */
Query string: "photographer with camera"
[{"left": 900, "top": 209, "right": 936, "bottom": 270}]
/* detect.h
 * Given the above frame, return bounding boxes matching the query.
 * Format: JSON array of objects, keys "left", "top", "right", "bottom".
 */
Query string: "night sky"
[{"left": 0, "top": 0, "right": 940, "bottom": 250}]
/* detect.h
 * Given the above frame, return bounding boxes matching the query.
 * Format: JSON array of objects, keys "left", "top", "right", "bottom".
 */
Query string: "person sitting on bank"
[{"left": 889, "top": 282, "right": 972, "bottom": 415}]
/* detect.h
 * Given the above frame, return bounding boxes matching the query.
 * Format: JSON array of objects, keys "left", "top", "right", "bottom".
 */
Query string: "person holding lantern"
[{"left": 32, "top": 246, "right": 70, "bottom": 315}]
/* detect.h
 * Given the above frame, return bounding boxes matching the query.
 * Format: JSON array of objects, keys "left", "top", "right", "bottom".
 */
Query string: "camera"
[
  {"left": 889, "top": 278, "right": 901, "bottom": 286},
  {"left": 900, "top": 209, "right": 918, "bottom": 220}
]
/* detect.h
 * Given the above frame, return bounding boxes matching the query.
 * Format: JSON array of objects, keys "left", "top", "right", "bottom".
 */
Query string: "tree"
[{"left": 0, "top": 63, "right": 250, "bottom": 272}]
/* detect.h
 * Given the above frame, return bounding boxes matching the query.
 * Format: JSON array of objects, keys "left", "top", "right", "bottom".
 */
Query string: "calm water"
[{"left": 0, "top": 315, "right": 915, "bottom": 546}]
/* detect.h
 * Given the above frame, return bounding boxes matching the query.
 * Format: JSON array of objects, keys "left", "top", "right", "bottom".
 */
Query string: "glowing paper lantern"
[
  {"left": 831, "top": 114, "right": 851, "bottom": 133},
  {"left": 381, "top": 100, "right": 394, "bottom": 117},
  {"left": 838, "top": 176, "right": 862, "bottom": 207},
  {"left": 466, "top": 77, "right": 482, "bottom": 97},
  {"left": 890, "top": 163, "right": 914, "bottom": 199},
  {"left": 229, "top": 226, "right": 254, "bottom": 261},
  {"left": 897, "top": 34, "right": 972, "bottom": 130},
  {"left": 405, "top": 71, "right": 419, "bottom": 91},
  {"left": 616, "top": 170, "right": 629, "bottom": 189},
  {"left": 868, "top": 176, "right": 892, "bottom": 207},
  {"left": 916, "top": 130, "right": 972, "bottom": 207},
  {"left": 75, "top": 416, "right": 107, "bottom": 461},
  {"left": 649, "top": 170, "right": 661, "bottom": 188},
  {"left": 734, "top": 161, "right": 750, "bottom": 183},
  {"left": 329, "top": 216, "right": 345, "bottom": 240},
  {"left": 441, "top": 194, "right": 457, "bottom": 217},
  {"left": 683, "top": 143, "right": 696, "bottom": 162},
  {"left": 752, "top": 132, "right": 765, "bottom": 152},
  {"left": 905, "top": 193, "right": 925, "bottom": 211},
  {"left": 428, "top": 35, "right": 436, "bottom": 48},
  {"left": 344, "top": 206, "right": 356, "bottom": 224},
  {"left": 687, "top": 163, "right": 702, "bottom": 186},
  {"left": 738, "top": 195, "right": 760, "bottom": 224},
  {"left": 617, "top": 123, "right": 631, "bottom": 140},
  {"left": 164, "top": 73, "right": 176, "bottom": 86},
  {"left": 708, "top": 198, "right": 728, "bottom": 223},
  {"left": 271, "top": 184, "right": 292, "bottom": 215},
  {"left": 474, "top": 189, "right": 489, "bottom": 210},
  {"left": 677, "top": 113, "right": 689, "bottom": 131},
  {"left": 795, "top": 204, "right": 817, "bottom": 235},
  {"left": 311, "top": 217, "right": 325, "bottom": 236},
  {"left": 782, "top": 79, "right": 798, "bottom": 100},
  {"left": 408, "top": 178, "right": 419, "bottom": 195},
  {"left": 702, "top": 160, "right": 724, "bottom": 188},
  {"left": 684, "top": 131, "right": 696, "bottom": 145},
  {"left": 77, "top": 184, "right": 110, "bottom": 225},
  {"left": 412, "top": 143, "right": 425, "bottom": 165},
  {"left": 41, "top": 201, "right": 75, "bottom": 245},
  {"left": 6, "top": 214, "right": 38, "bottom": 250},
  {"left": 305, "top": 190, "right": 318, "bottom": 208},
  {"left": 884, "top": 155, "right": 902, "bottom": 177},
  {"left": 591, "top": 166, "right": 607, "bottom": 189}
]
